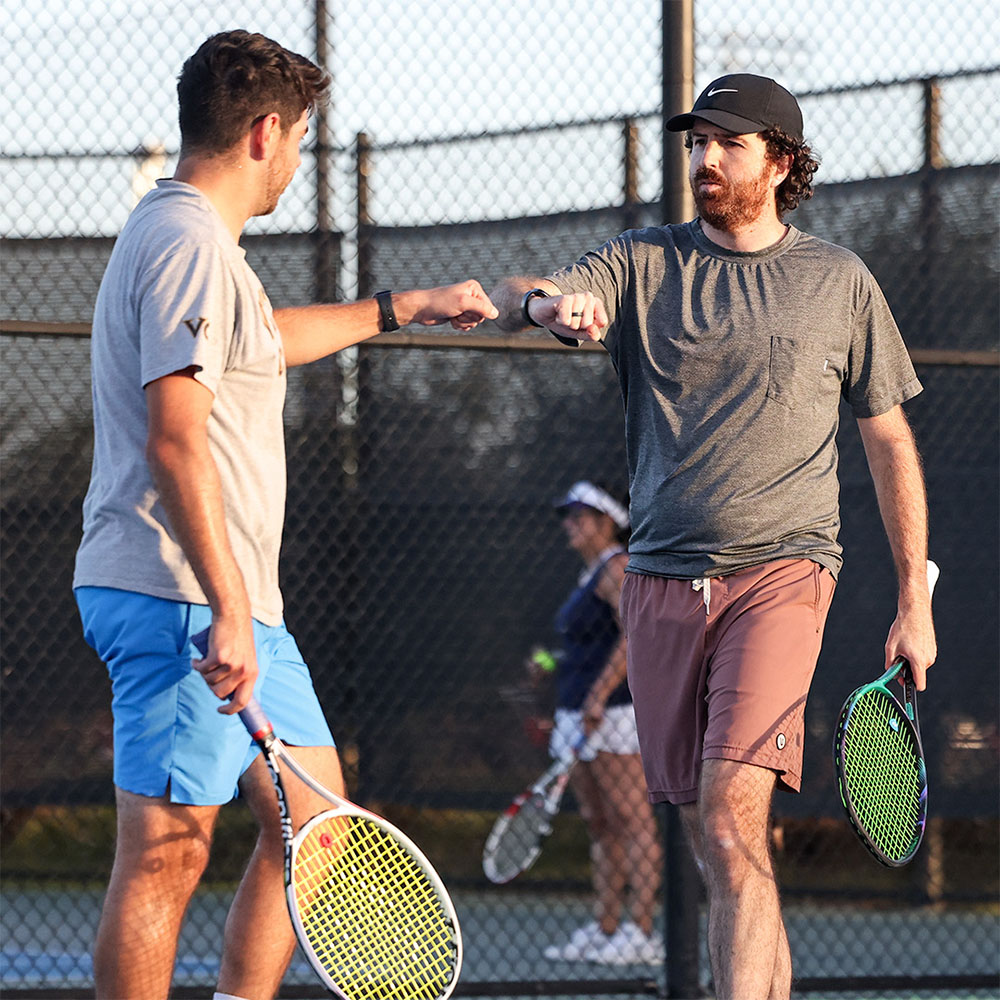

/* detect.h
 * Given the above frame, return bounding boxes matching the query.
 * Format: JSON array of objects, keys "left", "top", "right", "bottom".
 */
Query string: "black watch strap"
[
  {"left": 375, "top": 290, "right": 399, "bottom": 332},
  {"left": 521, "top": 287, "right": 548, "bottom": 328}
]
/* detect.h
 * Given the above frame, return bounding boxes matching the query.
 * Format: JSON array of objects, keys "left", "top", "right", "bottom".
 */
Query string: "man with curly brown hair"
[{"left": 490, "top": 74, "right": 935, "bottom": 998}]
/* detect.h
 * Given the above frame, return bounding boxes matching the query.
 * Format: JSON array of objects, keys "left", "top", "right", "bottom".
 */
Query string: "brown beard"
[{"left": 691, "top": 162, "right": 773, "bottom": 231}]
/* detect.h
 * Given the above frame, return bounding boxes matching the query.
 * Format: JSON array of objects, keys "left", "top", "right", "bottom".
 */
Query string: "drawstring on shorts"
[{"left": 692, "top": 577, "right": 712, "bottom": 616}]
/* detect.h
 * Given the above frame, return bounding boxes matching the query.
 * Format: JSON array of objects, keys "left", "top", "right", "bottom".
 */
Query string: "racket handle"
[
  {"left": 189, "top": 628, "right": 275, "bottom": 741},
  {"left": 893, "top": 657, "right": 920, "bottom": 726},
  {"left": 238, "top": 698, "right": 274, "bottom": 742}
]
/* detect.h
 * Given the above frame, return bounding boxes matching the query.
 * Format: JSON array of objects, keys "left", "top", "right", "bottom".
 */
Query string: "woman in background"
[{"left": 536, "top": 481, "right": 664, "bottom": 965}]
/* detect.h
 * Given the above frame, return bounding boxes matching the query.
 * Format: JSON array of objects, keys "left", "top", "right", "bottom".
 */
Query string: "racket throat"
[{"left": 264, "top": 755, "right": 295, "bottom": 878}]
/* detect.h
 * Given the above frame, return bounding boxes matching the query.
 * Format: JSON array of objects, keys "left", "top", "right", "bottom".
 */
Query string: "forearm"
[
  {"left": 144, "top": 372, "right": 259, "bottom": 709},
  {"left": 588, "top": 637, "right": 629, "bottom": 705},
  {"left": 277, "top": 282, "right": 498, "bottom": 366},
  {"left": 490, "top": 276, "right": 560, "bottom": 332},
  {"left": 859, "top": 410, "right": 930, "bottom": 605},
  {"left": 274, "top": 299, "right": 382, "bottom": 367},
  {"left": 586, "top": 557, "right": 630, "bottom": 707},
  {"left": 858, "top": 406, "right": 937, "bottom": 681}
]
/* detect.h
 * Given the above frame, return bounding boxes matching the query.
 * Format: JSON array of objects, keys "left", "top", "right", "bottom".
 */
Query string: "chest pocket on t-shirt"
[{"left": 766, "top": 336, "right": 841, "bottom": 409}]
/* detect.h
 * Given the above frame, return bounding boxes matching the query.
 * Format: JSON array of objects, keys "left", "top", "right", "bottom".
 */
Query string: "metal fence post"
[
  {"left": 661, "top": 0, "right": 694, "bottom": 227},
  {"left": 355, "top": 130, "right": 373, "bottom": 300},
  {"left": 313, "top": 0, "right": 337, "bottom": 304},
  {"left": 659, "top": 3, "right": 702, "bottom": 996},
  {"left": 624, "top": 117, "right": 640, "bottom": 231},
  {"left": 662, "top": 803, "right": 704, "bottom": 997},
  {"left": 922, "top": 76, "right": 944, "bottom": 171}
]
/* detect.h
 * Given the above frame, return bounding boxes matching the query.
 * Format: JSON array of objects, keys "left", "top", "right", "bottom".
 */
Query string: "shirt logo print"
[{"left": 183, "top": 317, "right": 210, "bottom": 338}]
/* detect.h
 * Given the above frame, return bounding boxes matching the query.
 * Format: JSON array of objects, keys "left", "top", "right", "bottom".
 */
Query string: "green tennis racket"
[{"left": 832, "top": 560, "right": 938, "bottom": 867}]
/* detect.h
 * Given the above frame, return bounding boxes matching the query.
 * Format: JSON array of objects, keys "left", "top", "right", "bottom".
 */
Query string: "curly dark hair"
[
  {"left": 761, "top": 127, "right": 821, "bottom": 216},
  {"left": 178, "top": 30, "right": 330, "bottom": 156},
  {"left": 683, "top": 126, "right": 821, "bottom": 217}
]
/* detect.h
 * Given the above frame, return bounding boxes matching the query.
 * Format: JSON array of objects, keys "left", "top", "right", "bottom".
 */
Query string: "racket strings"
[
  {"left": 293, "top": 815, "right": 457, "bottom": 999},
  {"left": 841, "top": 690, "right": 925, "bottom": 861}
]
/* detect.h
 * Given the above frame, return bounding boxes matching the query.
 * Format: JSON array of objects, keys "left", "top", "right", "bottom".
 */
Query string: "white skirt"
[{"left": 550, "top": 704, "right": 641, "bottom": 762}]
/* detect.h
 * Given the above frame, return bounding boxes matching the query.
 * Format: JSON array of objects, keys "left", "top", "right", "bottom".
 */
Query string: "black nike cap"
[{"left": 666, "top": 73, "right": 804, "bottom": 142}]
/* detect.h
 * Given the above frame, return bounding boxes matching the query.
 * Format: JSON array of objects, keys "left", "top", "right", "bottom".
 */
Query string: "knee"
[
  {"left": 114, "top": 833, "right": 212, "bottom": 900},
  {"left": 172, "top": 842, "right": 212, "bottom": 896},
  {"left": 697, "top": 809, "right": 763, "bottom": 890}
]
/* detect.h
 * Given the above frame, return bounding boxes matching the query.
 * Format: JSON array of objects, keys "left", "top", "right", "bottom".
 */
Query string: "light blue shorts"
[{"left": 75, "top": 587, "right": 335, "bottom": 805}]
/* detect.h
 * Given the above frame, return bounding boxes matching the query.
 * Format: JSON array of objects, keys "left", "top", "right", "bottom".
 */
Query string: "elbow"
[
  {"left": 145, "top": 429, "right": 205, "bottom": 490},
  {"left": 145, "top": 433, "right": 173, "bottom": 491}
]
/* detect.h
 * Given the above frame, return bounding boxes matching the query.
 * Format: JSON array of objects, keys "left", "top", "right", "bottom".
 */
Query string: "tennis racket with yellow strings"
[{"left": 191, "top": 629, "right": 462, "bottom": 999}]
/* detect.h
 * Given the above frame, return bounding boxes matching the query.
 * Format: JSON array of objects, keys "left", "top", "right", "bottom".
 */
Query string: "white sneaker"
[
  {"left": 623, "top": 922, "right": 665, "bottom": 962},
  {"left": 585, "top": 922, "right": 665, "bottom": 965},
  {"left": 543, "top": 921, "right": 603, "bottom": 961}
]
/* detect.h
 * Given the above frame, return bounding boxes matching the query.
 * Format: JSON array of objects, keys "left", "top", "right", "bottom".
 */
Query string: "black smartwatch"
[
  {"left": 521, "top": 287, "right": 548, "bottom": 328},
  {"left": 522, "top": 285, "right": 582, "bottom": 347},
  {"left": 374, "top": 290, "right": 399, "bottom": 332}
]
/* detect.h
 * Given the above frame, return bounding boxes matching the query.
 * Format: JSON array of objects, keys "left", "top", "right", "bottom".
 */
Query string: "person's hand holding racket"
[
  {"left": 581, "top": 689, "right": 608, "bottom": 736},
  {"left": 833, "top": 560, "right": 939, "bottom": 867},
  {"left": 883, "top": 559, "right": 938, "bottom": 690},
  {"left": 191, "top": 612, "right": 259, "bottom": 714},
  {"left": 191, "top": 628, "right": 464, "bottom": 999},
  {"left": 526, "top": 288, "right": 609, "bottom": 342}
]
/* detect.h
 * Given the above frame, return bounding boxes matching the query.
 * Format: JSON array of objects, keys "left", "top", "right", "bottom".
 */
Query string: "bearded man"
[{"left": 490, "top": 74, "right": 935, "bottom": 998}]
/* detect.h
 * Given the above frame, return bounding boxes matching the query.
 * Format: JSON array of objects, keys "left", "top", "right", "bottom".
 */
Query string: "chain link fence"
[{"left": 2, "top": 0, "right": 998, "bottom": 996}]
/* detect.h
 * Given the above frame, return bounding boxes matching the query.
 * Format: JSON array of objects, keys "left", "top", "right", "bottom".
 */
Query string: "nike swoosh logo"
[{"left": 707, "top": 88, "right": 739, "bottom": 96}]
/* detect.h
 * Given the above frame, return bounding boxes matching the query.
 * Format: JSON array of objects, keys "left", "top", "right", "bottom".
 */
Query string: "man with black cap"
[{"left": 490, "top": 74, "right": 936, "bottom": 998}]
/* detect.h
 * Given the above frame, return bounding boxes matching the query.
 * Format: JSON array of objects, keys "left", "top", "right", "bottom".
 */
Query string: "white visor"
[{"left": 554, "top": 481, "right": 629, "bottom": 530}]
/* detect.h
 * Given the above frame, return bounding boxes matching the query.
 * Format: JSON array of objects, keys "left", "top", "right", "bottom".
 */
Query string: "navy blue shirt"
[{"left": 554, "top": 554, "right": 632, "bottom": 710}]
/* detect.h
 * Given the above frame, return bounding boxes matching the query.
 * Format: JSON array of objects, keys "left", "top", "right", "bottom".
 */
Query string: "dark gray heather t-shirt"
[{"left": 550, "top": 220, "right": 922, "bottom": 580}]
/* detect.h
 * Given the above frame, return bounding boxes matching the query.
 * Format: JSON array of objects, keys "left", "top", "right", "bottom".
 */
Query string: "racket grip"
[
  {"left": 189, "top": 628, "right": 274, "bottom": 740},
  {"left": 891, "top": 657, "right": 920, "bottom": 725},
  {"left": 238, "top": 698, "right": 274, "bottom": 741}
]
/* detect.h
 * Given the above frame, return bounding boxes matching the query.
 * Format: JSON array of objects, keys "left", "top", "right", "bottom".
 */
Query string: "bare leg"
[
  {"left": 683, "top": 761, "right": 791, "bottom": 1000},
  {"left": 570, "top": 763, "right": 625, "bottom": 934},
  {"left": 94, "top": 789, "right": 219, "bottom": 1000},
  {"left": 216, "top": 745, "right": 345, "bottom": 1000},
  {"left": 769, "top": 917, "right": 793, "bottom": 1000},
  {"left": 590, "top": 751, "right": 662, "bottom": 935}
]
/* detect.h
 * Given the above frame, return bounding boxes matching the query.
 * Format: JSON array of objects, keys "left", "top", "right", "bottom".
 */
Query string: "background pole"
[{"left": 661, "top": 5, "right": 702, "bottom": 995}]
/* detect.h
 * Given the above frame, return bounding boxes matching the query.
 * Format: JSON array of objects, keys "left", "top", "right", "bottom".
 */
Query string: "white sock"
[{"left": 213, "top": 993, "right": 250, "bottom": 1000}]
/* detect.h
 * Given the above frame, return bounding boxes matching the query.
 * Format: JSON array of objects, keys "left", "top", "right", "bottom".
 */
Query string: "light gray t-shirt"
[
  {"left": 550, "top": 220, "right": 922, "bottom": 579},
  {"left": 74, "top": 180, "right": 287, "bottom": 625}
]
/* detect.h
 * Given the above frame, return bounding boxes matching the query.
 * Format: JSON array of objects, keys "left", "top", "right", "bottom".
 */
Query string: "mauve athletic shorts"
[{"left": 620, "top": 558, "right": 836, "bottom": 804}]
